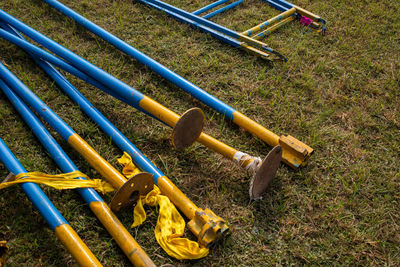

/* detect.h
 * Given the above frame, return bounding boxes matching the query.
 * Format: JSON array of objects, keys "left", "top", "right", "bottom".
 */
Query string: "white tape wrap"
[{"left": 233, "top": 151, "right": 262, "bottom": 175}]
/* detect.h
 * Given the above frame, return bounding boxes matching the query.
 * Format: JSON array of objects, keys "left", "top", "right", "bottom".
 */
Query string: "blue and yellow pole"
[
  {"left": 0, "top": 68, "right": 155, "bottom": 266},
  {"left": 0, "top": 61, "right": 154, "bottom": 212},
  {"left": 0, "top": 134, "right": 102, "bottom": 267},
  {"left": 0, "top": 16, "right": 279, "bottom": 180},
  {"left": 36, "top": 0, "right": 309, "bottom": 169},
  {"left": 26, "top": 49, "right": 229, "bottom": 247}
]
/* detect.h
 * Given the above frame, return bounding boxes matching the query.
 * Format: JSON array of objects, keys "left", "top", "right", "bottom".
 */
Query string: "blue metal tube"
[
  {"left": 135, "top": 0, "right": 281, "bottom": 55},
  {"left": 192, "top": 0, "right": 230, "bottom": 15},
  {"left": 268, "top": 0, "right": 293, "bottom": 10},
  {"left": 264, "top": 0, "right": 290, "bottom": 12},
  {"left": 203, "top": 0, "right": 243, "bottom": 19},
  {"left": 0, "top": 76, "right": 102, "bottom": 204},
  {"left": 0, "top": 25, "right": 168, "bottom": 126},
  {"left": 0, "top": 23, "right": 168, "bottom": 184},
  {"left": 140, "top": 0, "right": 244, "bottom": 40},
  {"left": 0, "top": 9, "right": 145, "bottom": 109},
  {"left": 34, "top": 63, "right": 166, "bottom": 184},
  {"left": 40, "top": 0, "right": 237, "bottom": 119},
  {"left": 0, "top": 132, "right": 67, "bottom": 230},
  {"left": 138, "top": 0, "right": 240, "bottom": 47},
  {"left": 0, "top": 62, "right": 76, "bottom": 141}
]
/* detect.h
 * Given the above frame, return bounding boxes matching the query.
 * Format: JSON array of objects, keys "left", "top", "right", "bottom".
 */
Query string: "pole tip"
[
  {"left": 110, "top": 172, "right": 154, "bottom": 212},
  {"left": 249, "top": 145, "right": 282, "bottom": 200},
  {"left": 171, "top": 108, "right": 205, "bottom": 149}
]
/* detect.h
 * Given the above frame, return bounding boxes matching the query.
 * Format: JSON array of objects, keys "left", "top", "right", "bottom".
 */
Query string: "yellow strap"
[
  {"left": 0, "top": 171, "right": 114, "bottom": 194},
  {"left": 119, "top": 153, "right": 209, "bottom": 260},
  {"left": 117, "top": 152, "right": 141, "bottom": 178}
]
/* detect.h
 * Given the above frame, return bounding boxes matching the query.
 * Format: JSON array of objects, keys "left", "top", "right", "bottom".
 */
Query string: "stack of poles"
[
  {"left": 0, "top": 26, "right": 156, "bottom": 264},
  {"left": 0, "top": 61, "right": 156, "bottom": 266},
  {"left": 0, "top": 9, "right": 278, "bottom": 190},
  {"left": 37, "top": 0, "right": 313, "bottom": 170},
  {"left": 0, "top": 18, "right": 229, "bottom": 247},
  {"left": 0, "top": 134, "right": 102, "bottom": 266},
  {"left": 134, "top": 0, "right": 287, "bottom": 61}
]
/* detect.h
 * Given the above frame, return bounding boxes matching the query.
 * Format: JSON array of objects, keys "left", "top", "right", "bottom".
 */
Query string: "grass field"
[{"left": 0, "top": 0, "right": 399, "bottom": 266}]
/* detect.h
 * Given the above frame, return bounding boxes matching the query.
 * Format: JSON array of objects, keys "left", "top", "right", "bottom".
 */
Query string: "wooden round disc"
[
  {"left": 110, "top": 172, "right": 154, "bottom": 212},
  {"left": 172, "top": 108, "right": 205, "bottom": 149},
  {"left": 249, "top": 146, "right": 282, "bottom": 200}
]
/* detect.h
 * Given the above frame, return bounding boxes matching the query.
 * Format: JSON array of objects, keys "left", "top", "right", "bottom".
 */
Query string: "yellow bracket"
[
  {"left": 279, "top": 135, "right": 313, "bottom": 169},
  {"left": 187, "top": 208, "right": 229, "bottom": 248}
]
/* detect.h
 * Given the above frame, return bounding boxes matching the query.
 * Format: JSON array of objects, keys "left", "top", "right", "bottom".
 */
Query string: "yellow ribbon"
[
  {"left": 118, "top": 152, "right": 209, "bottom": 260},
  {"left": 0, "top": 171, "right": 114, "bottom": 194}
]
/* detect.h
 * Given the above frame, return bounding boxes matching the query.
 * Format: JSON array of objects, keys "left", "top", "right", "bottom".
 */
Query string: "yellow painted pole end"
[
  {"left": 55, "top": 224, "right": 102, "bottom": 267},
  {"left": 279, "top": 135, "right": 314, "bottom": 169}
]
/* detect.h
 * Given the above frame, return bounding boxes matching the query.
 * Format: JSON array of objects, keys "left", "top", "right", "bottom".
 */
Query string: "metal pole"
[
  {"left": 192, "top": 0, "right": 231, "bottom": 15},
  {"left": 136, "top": 0, "right": 285, "bottom": 60},
  {"left": 0, "top": 61, "right": 153, "bottom": 212},
  {"left": 0, "top": 133, "right": 102, "bottom": 267},
  {"left": 34, "top": 1, "right": 310, "bottom": 169},
  {"left": 252, "top": 16, "right": 294, "bottom": 40},
  {"left": 202, "top": 0, "right": 243, "bottom": 20},
  {"left": 241, "top": 7, "right": 296, "bottom": 36},
  {"left": 24, "top": 48, "right": 230, "bottom": 246},
  {"left": 0, "top": 50, "right": 155, "bottom": 267},
  {"left": 0, "top": 18, "right": 281, "bottom": 183}
]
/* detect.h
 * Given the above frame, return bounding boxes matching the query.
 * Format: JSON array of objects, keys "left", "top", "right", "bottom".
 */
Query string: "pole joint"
[
  {"left": 279, "top": 135, "right": 313, "bottom": 169},
  {"left": 187, "top": 208, "right": 229, "bottom": 248}
]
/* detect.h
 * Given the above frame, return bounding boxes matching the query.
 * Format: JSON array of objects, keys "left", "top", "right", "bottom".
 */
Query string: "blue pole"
[
  {"left": 40, "top": 0, "right": 237, "bottom": 119},
  {"left": 0, "top": 132, "right": 67, "bottom": 230},
  {"left": 0, "top": 64, "right": 156, "bottom": 265},
  {"left": 203, "top": 0, "right": 244, "bottom": 19},
  {"left": 192, "top": 0, "right": 231, "bottom": 15},
  {"left": 0, "top": 22, "right": 229, "bottom": 243},
  {"left": 0, "top": 11, "right": 312, "bottom": 169},
  {"left": 0, "top": 123, "right": 101, "bottom": 266}
]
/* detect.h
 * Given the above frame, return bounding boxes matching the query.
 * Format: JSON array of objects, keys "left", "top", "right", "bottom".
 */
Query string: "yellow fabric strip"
[
  {"left": 132, "top": 185, "right": 209, "bottom": 260},
  {"left": 118, "top": 152, "right": 209, "bottom": 260},
  {"left": 0, "top": 171, "right": 114, "bottom": 194},
  {"left": 117, "top": 152, "right": 141, "bottom": 178}
]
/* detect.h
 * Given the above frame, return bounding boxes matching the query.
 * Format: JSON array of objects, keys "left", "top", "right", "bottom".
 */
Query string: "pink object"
[{"left": 300, "top": 16, "right": 313, "bottom": 26}]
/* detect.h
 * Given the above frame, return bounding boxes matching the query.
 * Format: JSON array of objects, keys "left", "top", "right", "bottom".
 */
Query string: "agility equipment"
[
  {"left": 0, "top": 64, "right": 156, "bottom": 265},
  {"left": 246, "top": 0, "right": 326, "bottom": 38},
  {"left": 1, "top": 22, "right": 228, "bottom": 248},
  {"left": 1, "top": 25, "right": 226, "bottom": 254},
  {"left": 137, "top": 0, "right": 285, "bottom": 61},
  {"left": 0, "top": 11, "right": 281, "bottom": 198},
  {"left": 0, "top": 61, "right": 155, "bottom": 214},
  {"left": 137, "top": 0, "right": 325, "bottom": 56},
  {"left": 0, "top": 136, "right": 102, "bottom": 266},
  {"left": 41, "top": 0, "right": 312, "bottom": 169}
]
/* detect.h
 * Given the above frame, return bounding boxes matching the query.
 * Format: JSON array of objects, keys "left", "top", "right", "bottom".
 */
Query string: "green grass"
[{"left": 0, "top": 0, "right": 399, "bottom": 265}]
